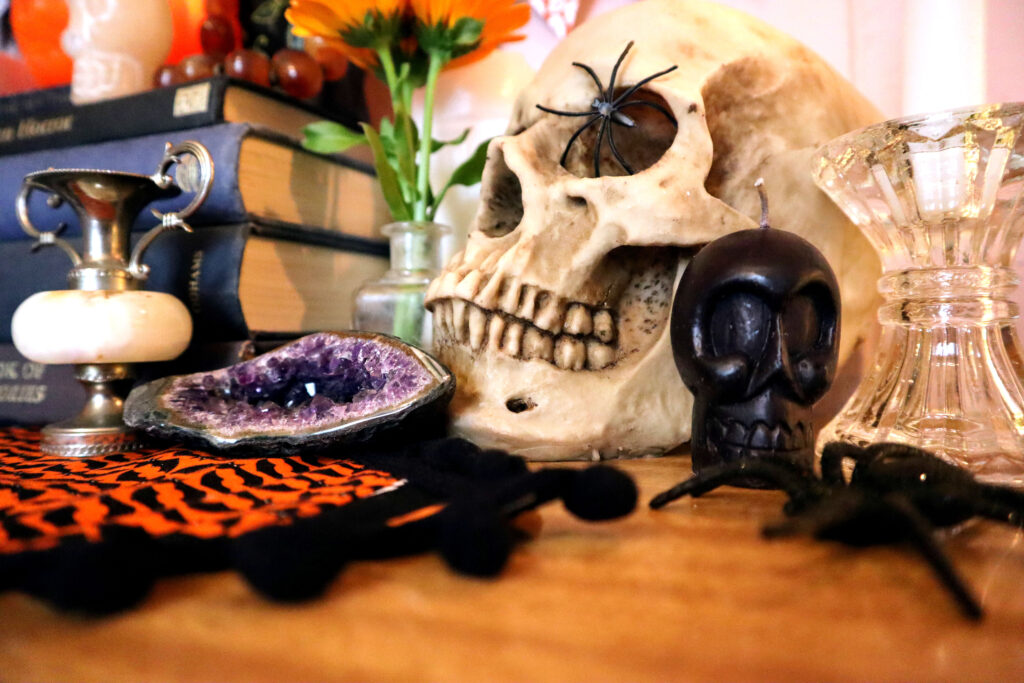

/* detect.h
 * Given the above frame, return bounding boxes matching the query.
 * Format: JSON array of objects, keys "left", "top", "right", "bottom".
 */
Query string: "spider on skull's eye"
[{"left": 535, "top": 41, "right": 679, "bottom": 177}]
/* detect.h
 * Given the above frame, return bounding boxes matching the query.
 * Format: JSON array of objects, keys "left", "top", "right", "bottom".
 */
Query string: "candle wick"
[{"left": 755, "top": 177, "right": 770, "bottom": 229}]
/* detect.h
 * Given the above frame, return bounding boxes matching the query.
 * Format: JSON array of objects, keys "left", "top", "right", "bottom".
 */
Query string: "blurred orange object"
[
  {"left": 9, "top": 0, "right": 72, "bottom": 87},
  {"left": 0, "top": 54, "right": 38, "bottom": 94},
  {"left": 168, "top": 0, "right": 208, "bottom": 64}
]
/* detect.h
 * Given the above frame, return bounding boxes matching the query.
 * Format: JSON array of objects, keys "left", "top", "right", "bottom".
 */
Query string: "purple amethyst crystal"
[{"left": 124, "top": 332, "right": 455, "bottom": 453}]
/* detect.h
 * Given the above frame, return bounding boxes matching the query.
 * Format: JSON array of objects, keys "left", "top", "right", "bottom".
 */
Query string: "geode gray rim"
[{"left": 123, "top": 332, "right": 455, "bottom": 453}]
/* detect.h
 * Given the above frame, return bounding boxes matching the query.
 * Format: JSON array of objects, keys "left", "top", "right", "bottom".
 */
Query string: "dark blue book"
[
  {"left": 0, "top": 343, "right": 82, "bottom": 427},
  {"left": 0, "top": 75, "right": 366, "bottom": 157},
  {"left": 0, "top": 122, "right": 387, "bottom": 241},
  {"left": 0, "top": 221, "right": 388, "bottom": 344}
]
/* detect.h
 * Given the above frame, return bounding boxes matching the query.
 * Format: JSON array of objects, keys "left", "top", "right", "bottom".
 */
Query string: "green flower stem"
[
  {"left": 416, "top": 52, "right": 445, "bottom": 221},
  {"left": 377, "top": 47, "right": 417, "bottom": 214}
]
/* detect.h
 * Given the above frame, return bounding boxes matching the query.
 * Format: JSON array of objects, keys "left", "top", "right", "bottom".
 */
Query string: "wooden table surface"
[{"left": 1, "top": 453, "right": 1022, "bottom": 682}]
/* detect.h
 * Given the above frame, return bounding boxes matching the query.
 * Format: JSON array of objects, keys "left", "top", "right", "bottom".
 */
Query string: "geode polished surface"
[{"left": 124, "top": 332, "right": 455, "bottom": 453}]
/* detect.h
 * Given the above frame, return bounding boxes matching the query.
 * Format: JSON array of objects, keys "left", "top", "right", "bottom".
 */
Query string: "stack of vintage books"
[{"left": 0, "top": 76, "right": 389, "bottom": 425}]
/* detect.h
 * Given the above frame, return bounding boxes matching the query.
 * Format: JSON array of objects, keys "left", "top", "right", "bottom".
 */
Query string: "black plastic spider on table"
[
  {"left": 536, "top": 40, "right": 678, "bottom": 177},
  {"left": 650, "top": 442, "right": 1024, "bottom": 620}
]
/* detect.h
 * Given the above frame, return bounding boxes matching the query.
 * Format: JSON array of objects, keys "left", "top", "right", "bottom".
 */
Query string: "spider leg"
[
  {"left": 606, "top": 41, "right": 635, "bottom": 100},
  {"left": 593, "top": 116, "right": 610, "bottom": 177},
  {"left": 616, "top": 99, "right": 678, "bottom": 126},
  {"left": 649, "top": 458, "right": 816, "bottom": 509},
  {"left": 971, "top": 483, "right": 1024, "bottom": 526},
  {"left": 605, "top": 126, "right": 635, "bottom": 175},
  {"left": 819, "top": 441, "right": 866, "bottom": 485},
  {"left": 536, "top": 104, "right": 597, "bottom": 118},
  {"left": 558, "top": 114, "right": 602, "bottom": 169},
  {"left": 761, "top": 490, "right": 867, "bottom": 538},
  {"left": 572, "top": 61, "right": 606, "bottom": 94},
  {"left": 611, "top": 65, "right": 680, "bottom": 106},
  {"left": 882, "top": 493, "right": 984, "bottom": 620},
  {"left": 764, "top": 492, "right": 983, "bottom": 619}
]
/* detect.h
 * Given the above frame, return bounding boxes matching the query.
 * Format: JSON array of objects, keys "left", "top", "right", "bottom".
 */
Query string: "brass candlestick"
[{"left": 11, "top": 142, "right": 214, "bottom": 456}]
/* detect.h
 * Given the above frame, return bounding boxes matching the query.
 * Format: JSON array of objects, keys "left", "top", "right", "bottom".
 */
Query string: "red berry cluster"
[{"left": 154, "top": 5, "right": 348, "bottom": 100}]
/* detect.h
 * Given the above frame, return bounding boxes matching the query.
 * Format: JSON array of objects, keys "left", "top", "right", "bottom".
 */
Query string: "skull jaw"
[
  {"left": 438, "top": 327, "right": 692, "bottom": 461},
  {"left": 691, "top": 393, "right": 815, "bottom": 485}
]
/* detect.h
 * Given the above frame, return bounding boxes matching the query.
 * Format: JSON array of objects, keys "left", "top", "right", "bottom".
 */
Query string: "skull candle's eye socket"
[
  {"left": 782, "top": 295, "right": 818, "bottom": 356},
  {"left": 782, "top": 285, "right": 835, "bottom": 357},
  {"left": 709, "top": 291, "right": 771, "bottom": 360}
]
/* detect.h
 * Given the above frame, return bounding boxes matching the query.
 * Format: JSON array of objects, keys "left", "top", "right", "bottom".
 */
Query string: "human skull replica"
[
  {"left": 425, "top": 0, "right": 882, "bottom": 461},
  {"left": 62, "top": 0, "right": 173, "bottom": 104}
]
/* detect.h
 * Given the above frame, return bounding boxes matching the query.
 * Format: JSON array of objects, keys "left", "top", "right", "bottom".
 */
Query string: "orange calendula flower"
[
  {"left": 285, "top": 0, "right": 408, "bottom": 70},
  {"left": 411, "top": 0, "right": 530, "bottom": 70}
]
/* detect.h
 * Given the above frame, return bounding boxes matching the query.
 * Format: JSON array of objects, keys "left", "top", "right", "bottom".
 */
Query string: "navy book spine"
[
  {"left": 0, "top": 123, "right": 248, "bottom": 240},
  {"left": 0, "top": 122, "right": 377, "bottom": 242},
  {"left": 0, "top": 223, "right": 388, "bottom": 343},
  {"left": 0, "top": 344, "right": 83, "bottom": 427},
  {"left": 0, "top": 76, "right": 360, "bottom": 157},
  {"left": 0, "top": 224, "right": 249, "bottom": 343}
]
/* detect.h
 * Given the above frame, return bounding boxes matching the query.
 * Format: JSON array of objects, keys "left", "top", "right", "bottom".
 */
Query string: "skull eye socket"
[
  {"left": 556, "top": 88, "right": 676, "bottom": 178},
  {"left": 782, "top": 285, "right": 835, "bottom": 358},
  {"left": 708, "top": 291, "right": 771, "bottom": 360}
]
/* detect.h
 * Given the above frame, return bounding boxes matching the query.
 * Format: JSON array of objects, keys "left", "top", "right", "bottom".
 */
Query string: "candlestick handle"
[
  {"left": 15, "top": 181, "right": 83, "bottom": 268},
  {"left": 129, "top": 141, "right": 214, "bottom": 279}
]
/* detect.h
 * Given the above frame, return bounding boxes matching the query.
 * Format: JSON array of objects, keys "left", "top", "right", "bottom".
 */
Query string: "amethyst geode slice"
[{"left": 124, "top": 332, "right": 455, "bottom": 453}]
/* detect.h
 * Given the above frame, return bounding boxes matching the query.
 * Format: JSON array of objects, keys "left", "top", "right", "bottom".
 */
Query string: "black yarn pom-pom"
[
  {"left": 437, "top": 503, "right": 512, "bottom": 578},
  {"left": 563, "top": 466, "right": 638, "bottom": 521},
  {"left": 22, "top": 526, "right": 157, "bottom": 614},
  {"left": 232, "top": 520, "right": 347, "bottom": 602}
]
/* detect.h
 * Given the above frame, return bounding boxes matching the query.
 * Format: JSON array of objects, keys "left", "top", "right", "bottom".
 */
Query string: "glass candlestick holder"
[
  {"left": 813, "top": 102, "right": 1024, "bottom": 485},
  {"left": 352, "top": 220, "right": 453, "bottom": 349}
]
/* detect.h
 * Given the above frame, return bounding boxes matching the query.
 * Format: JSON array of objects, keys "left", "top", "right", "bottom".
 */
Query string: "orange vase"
[{"left": 9, "top": 0, "right": 72, "bottom": 87}]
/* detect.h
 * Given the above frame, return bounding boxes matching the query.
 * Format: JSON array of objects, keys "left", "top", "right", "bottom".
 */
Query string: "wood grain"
[{"left": 1, "top": 454, "right": 1022, "bottom": 682}]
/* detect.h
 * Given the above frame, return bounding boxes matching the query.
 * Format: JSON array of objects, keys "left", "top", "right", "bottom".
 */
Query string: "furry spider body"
[
  {"left": 650, "top": 442, "right": 1024, "bottom": 620},
  {"left": 536, "top": 41, "right": 678, "bottom": 177}
]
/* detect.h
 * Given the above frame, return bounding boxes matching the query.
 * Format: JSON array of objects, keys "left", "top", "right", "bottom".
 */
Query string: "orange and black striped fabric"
[{"left": 0, "top": 427, "right": 406, "bottom": 555}]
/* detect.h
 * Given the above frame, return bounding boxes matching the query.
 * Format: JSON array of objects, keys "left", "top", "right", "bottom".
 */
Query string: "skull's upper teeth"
[
  {"left": 564, "top": 304, "right": 593, "bottom": 335},
  {"left": 427, "top": 274, "right": 619, "bottom": 371}
]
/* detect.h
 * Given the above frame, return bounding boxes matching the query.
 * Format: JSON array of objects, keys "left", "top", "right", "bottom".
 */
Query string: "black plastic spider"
[
  {"left": 536, "top": 41, "right": 678, "bottom": 177},
  {"left": 650, "top": 442, "right": 1024, "bottom": 620}
]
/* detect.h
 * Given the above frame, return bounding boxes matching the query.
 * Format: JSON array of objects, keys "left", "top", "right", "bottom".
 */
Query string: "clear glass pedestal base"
[{"left": 813, "top": 102, "right": 1024, "bottom": 485}]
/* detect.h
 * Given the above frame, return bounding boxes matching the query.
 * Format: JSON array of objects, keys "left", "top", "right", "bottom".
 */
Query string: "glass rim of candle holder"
[{"left": 812, "top": 101, "right": 1024, "bottom": 486}]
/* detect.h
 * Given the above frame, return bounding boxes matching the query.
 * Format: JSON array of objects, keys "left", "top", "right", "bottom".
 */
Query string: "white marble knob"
[{"left": 12, "top": 290, "right": 192, "bottom": 364}]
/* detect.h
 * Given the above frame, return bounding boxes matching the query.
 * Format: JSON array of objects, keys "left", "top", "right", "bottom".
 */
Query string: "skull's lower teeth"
[
  {"left": 707, "top": 416, "right": 811, "bottom": 451},
  {"left": 430, "top": 297, "right": 618, "bottom": 370}
]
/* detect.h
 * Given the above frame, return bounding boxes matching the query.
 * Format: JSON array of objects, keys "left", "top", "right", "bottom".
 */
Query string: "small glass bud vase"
[{"left": 352, "top": 221, "right": 452, "bottom": 349}]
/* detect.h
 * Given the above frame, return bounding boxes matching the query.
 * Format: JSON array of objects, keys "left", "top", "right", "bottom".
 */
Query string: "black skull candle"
[{"left": 671, "top": 180, "right": 840, "bottom": 475}]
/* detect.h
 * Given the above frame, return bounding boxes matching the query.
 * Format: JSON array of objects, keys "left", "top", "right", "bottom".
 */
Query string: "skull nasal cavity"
[{"left": 478, "top": 146, "right": 525, "bottom": 238}]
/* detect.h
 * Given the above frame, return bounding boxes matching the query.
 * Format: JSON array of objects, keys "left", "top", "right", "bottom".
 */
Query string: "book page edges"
[
  {"left": 237, "top": 136, "right": 390, "bottom": 240},
  {"left": 237, "top": 236, "right": 388, "bottom": 333}
]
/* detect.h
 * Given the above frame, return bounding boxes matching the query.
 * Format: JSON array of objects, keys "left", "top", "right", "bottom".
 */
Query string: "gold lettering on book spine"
[
  {"left": 188, "top": 249, "right": 204, "bottom": 316},
  {"left": 0, "top": 360, "right": 50, "bottom": 403}
]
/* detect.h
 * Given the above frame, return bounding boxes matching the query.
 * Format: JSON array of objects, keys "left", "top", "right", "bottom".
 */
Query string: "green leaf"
[
  {"left": 301, "top": 121, "right": 367, "bottom": 155},
  {"left": 430, "top": 127, "right": 470, "bottom": 152},
  {"left": 361, "top": 123, "right": 411, "bottom": 221},
  {"left": 447, "top": 137, "right": 491, "bottom": 187},
  {"left": 450, "top": 17, "right": 484, "bottom": 47},
  {"left": 431, "top": 137, "right": 491, "bottom": 216}
]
